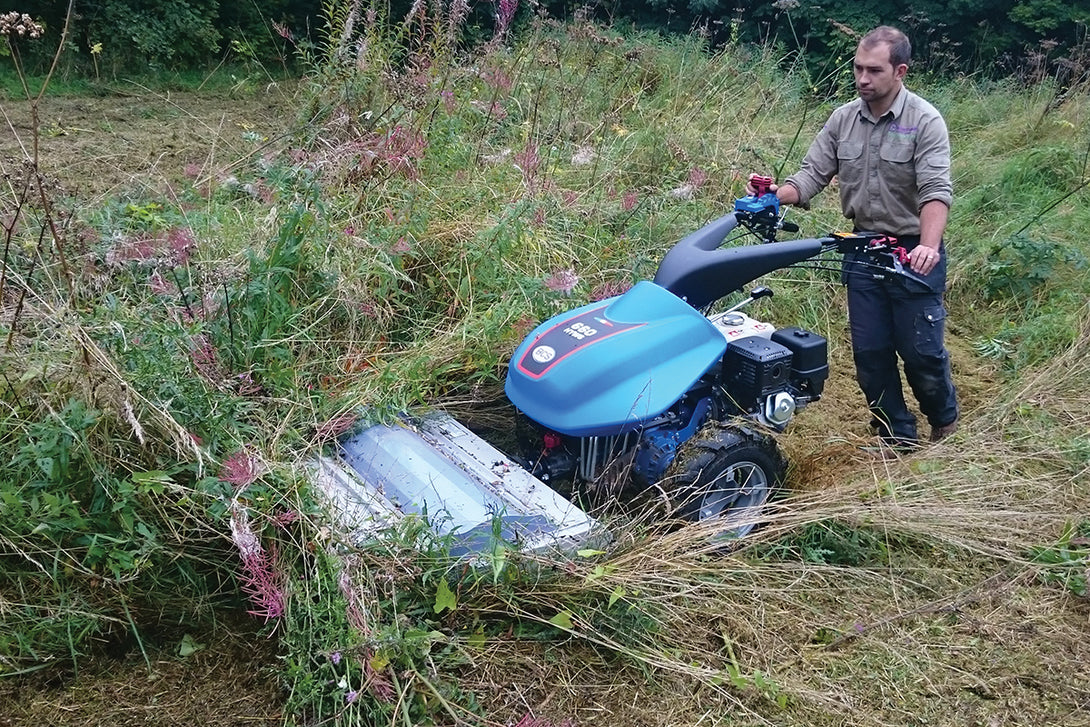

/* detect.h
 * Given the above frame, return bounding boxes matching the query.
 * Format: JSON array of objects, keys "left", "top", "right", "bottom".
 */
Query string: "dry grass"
[
  {"left": 3, "top": 62, "right": 1088, "bottom": 727},
  {"left": 446, "top": 319, "right": 1090, "bottom": 727}
]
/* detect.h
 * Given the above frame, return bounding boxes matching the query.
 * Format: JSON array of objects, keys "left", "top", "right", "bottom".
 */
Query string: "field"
[{"left": 2, "top": 16, "right": 1090, "bottom": 727}]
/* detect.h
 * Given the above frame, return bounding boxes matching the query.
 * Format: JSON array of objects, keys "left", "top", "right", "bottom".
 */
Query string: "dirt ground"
[{"left": 0, "top": 622, "right": 283, "bottom": 727}]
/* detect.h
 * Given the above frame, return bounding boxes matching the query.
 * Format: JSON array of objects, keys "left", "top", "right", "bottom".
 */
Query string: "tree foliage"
[
  {"left": 0, "top": 0, "right": 322, "bottom": 73},
  {"left": 551, "top": 0, "right": 1089, "bottom": 76},
  {"left": 2, "top": 0, "right": 1088, "bottom": 77}
]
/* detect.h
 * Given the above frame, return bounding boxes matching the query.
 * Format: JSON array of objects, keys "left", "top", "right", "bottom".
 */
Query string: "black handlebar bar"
[{"left": 652, "top": 211, "right": 930, "bottom": 309}]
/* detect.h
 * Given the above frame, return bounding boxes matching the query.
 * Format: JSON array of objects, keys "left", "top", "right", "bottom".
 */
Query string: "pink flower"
[
  {"left": 167, "top": 226, "right": 196, "bottom": 265},
  {"left": 272, "top": 20, "right": 294, "bottom": 42},
  {"left": 271, "top": 510, "right": 300, "bottom": 528},
  {"left": 148, "top": 270, "right": 174, "bottom": 295},
  {"left": 440, "top": 89, "right": 456, "bottom": 113},
  {"left": 494, "top": 0, "right": 519, "bottom": 39},
  {"left": 364, "top": 657, "right": 395, "bottom": 702},
  {"left": 544, "top": 269, "right": 579, "bottom": 295},
  {"left": 190, "top": 334, "right": 221, "bottom": 382},
  {"left": 338, "top": 567, "right": 369, "bottom": 633},
  {"left": 315, "top": 413, "right": 358, "bottom": 440},
  {"left": 514, "top": 142, "right": 541, "bottom": 191},
  {"left": 481, "top": 67, "right": 513, "bottom": 92},
  {"left": 622, "top": 190, "right": 638, "bottom": 211},
  {"left": 220, "top": 448, "right": 263, "bottom": 488},
  {"left": 390, "top": 237, "right": 412, "bottom": 255},
  {"left": 230, "top": 503, "right": 287, "bottom": 621},
  {"left": 688, "top": 166, "right": 710, "bottom": 190}
]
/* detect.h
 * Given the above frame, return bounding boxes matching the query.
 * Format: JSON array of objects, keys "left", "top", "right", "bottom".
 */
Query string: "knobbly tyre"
[{"left": 316, "top": 190, "right": 930, "bottom": 553}]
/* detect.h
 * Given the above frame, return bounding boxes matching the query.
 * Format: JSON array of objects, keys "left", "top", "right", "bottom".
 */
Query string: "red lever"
[
  {"left": 749, "top": 174, "right": 774, "bottom": 196},
  {"left": 869, "top": 236, "right": 908, "bottom": 264}
]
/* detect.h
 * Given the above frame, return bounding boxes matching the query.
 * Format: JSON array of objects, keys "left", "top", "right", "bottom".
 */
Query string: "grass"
[{"left": 2, "top": 5, "right": 1090, "bottom": 726}]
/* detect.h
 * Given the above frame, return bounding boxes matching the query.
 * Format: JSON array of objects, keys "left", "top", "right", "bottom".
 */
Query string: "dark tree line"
[{"left": 4, "top": 0, "right": 1087, "bottom": 79}]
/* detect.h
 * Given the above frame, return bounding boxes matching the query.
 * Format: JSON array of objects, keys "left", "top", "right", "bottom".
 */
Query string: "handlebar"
[
  {"left": 732, "top": 196, "right": 926, "bottom": 283},
  {"left": 652, "top": 204, "right": 932, "bottom": 310}
]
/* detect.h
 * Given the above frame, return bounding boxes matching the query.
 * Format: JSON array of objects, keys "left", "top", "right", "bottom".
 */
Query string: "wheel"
[{"left": 664, "top": 423, "right": 787, "bottom": 539}]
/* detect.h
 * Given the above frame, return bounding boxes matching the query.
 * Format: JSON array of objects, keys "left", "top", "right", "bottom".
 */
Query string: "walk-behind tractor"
[{"left": 315, "top": 189, "right": 929, "bottom": 553}]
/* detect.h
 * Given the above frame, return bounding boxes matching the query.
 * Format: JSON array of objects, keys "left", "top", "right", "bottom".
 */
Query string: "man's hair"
[{"left": 860, "top": 26, "right": 911, "bottom": 68}]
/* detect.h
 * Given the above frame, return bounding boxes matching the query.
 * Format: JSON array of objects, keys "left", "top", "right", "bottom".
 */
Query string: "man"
[{"left": 749, "top": 25, "right": 959, "bottom": 448}]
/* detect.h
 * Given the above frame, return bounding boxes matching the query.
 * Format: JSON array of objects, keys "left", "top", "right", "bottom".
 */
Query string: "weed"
[
  {"left": 5, "top": 5, "right": 1090, "bottom": 727},
  {"left": 1029, "top": 520, "right": 1090, "bottom": 596},
  {"left": 981, "top": 233, "right": 1088, "bottom": 302}
]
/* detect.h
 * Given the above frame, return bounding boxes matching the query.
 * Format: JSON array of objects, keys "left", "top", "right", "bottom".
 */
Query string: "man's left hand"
[{"left": 910, "top": 246, "right": 941, "bottom": 275}]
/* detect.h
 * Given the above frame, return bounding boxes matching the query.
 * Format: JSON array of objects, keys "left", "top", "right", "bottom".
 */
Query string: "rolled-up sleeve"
[
  {"left": 785, "top": 122, "right": 840, "bottom": 206},
  {"left": 915, "top": 115, "right": 953, "bottom": 209}
]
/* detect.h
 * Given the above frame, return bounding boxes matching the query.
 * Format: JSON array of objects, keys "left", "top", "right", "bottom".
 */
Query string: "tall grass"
[{"left": 2, "top": 2, "right": 1089, "bottom": 724}]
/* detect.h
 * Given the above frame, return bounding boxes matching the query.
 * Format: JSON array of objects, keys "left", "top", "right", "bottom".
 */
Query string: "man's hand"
[
  {"left": 909, "top": 245, "right": 941, "bottom": 275},
  {"left": 747, "top": 173, "right": 802, "bottom": 205},
  {"left": 746, "top": 173, "right": 779, "bottom": 196}
]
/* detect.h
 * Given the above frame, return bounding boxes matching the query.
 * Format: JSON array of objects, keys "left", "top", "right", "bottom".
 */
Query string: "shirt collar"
[{"left": 858, "top": 85, "right": 909, "bottom": 123}]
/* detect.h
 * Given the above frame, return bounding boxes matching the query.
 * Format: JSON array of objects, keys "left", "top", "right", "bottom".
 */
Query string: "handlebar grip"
[{"left": 749, "top": 174, "right": 774, "bottom": 196}]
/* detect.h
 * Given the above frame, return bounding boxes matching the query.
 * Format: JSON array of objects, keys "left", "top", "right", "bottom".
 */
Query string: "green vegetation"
[{"left": 2, "top": 2, "right": 1089, "bottom": 725}]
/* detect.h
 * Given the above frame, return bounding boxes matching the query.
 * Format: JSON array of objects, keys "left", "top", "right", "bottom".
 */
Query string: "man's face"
[{"left": 853, "top": 42, "right": 907, "bottom": 106}]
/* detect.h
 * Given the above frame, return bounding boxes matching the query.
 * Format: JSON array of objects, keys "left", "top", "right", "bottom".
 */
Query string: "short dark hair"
[{"left": 860, "top": 26, "right": 911, "bottom": 68}]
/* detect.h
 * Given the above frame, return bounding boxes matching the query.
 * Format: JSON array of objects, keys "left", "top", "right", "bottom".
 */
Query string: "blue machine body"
[
  {"left": 504, "top": 280, "right": 727, "bottom": 438},
  {"left": 733, "top": 192, "right": 780, "bottom": 217}
]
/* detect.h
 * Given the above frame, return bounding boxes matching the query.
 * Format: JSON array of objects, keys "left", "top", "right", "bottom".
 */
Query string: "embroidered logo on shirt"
[{"left": 888, "top": 123, "right": 918, "bottom": 138}]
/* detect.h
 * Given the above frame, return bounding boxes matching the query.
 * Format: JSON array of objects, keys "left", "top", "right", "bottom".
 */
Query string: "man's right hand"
[{"left": 746, "top": 173, "right": 779, "bottom": 197}]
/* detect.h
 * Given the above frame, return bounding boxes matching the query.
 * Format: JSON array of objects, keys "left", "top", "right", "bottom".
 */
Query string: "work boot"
[{"left": 930, "top": 419, "right": 959, "bottom": 442}]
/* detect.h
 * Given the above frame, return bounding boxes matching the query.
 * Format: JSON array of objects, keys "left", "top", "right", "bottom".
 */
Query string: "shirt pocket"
[
  {"left": 879, "top": 142, "right": 916, "bottom": 190},
  {"left": 836, "top": 141, "right": 864, "bottom": 187}
]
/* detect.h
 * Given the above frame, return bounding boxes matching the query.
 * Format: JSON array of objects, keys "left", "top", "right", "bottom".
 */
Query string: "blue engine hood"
[{"left": 505, "top": 281, "right": 726, "bottom": 437}]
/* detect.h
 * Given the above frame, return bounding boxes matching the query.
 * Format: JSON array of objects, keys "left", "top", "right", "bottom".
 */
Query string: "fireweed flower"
[
  {"left": 148, "top": 270, "right": 174, "bottom": 296},
  {"left": 440, "top": 89, "right": 456, "bottom": 113},
  {"left": 447, "top": 0, "right": 470, "bottom": 44},
  {"left": 513, "top": 143, "right": 540, "bottom": 191},
  {"left": 190, "top": 334, "right": 222, "bottom": 382},
  {"left": 544, "top": 269, "right": 579, "bottom": 295},
  {"left": 590, "top": 280, "right": 631, "bottom": 301},
  {"left": 338, "top": 565, "right": 370, "bottom": 633},
  {"left": 219, "top": 448, "right": 263, "bottom": 488},
  {"left": 229, "top": 500, "right": 287, "bottom": 621},
  {"left": 167, "top": 226, "right": 196, "bottom": 265},
  {"left": 493, "top": 0, "right": 518, "bottom": 40},
  {"left": 315, "top": 413, "right": 358, "bottom": 440},
  {"left": 688, "top": 166, "right": 710, "bottom": 190}
]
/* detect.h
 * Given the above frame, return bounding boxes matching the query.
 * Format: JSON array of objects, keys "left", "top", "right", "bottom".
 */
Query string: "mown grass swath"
[{"left": 2, "top": 2, "right": 1089, "bottom": 724}]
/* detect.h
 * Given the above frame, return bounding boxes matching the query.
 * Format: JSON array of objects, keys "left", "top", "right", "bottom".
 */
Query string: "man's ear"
[{"left": 894, "top": 63, "right": 908, "bottom": 81}]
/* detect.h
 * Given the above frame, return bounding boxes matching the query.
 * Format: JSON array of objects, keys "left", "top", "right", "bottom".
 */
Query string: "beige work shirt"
[{"left": 785, "top": 86, "right": 952, "bottom": 237}]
